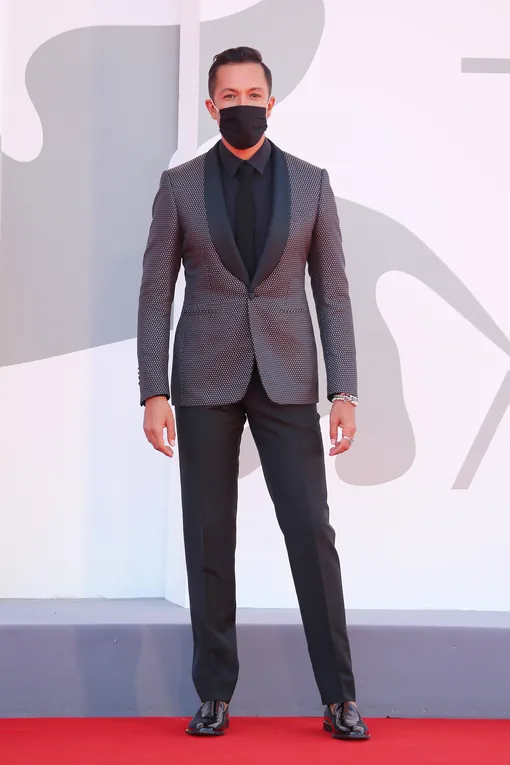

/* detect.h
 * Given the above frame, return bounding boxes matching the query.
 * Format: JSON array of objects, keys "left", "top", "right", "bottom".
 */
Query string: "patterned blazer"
[{"left": 137, "top": 140, "right": 357, "bottom": 407}]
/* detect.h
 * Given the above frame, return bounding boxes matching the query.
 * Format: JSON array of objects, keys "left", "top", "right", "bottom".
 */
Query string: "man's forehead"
[{"left": 215, "top": 62, "right": 268, "bottom": 89}]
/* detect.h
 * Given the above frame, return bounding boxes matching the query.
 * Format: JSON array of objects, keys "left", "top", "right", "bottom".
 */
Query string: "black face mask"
[{"left": 217, "top": 105, "right": 268, "bottom": 150}]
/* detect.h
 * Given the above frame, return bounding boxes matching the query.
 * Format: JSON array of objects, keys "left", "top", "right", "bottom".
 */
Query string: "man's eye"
[
  {"left": 224, "top": 94, "right": 235, "bottom": 99},
  {"left": 250, "top": 93, "right": 262, "bottom": 98}
]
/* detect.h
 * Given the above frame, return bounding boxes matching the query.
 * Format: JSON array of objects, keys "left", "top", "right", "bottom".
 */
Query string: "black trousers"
[{"left": 175, "top": 364, "right": 356, "bottom": 705}]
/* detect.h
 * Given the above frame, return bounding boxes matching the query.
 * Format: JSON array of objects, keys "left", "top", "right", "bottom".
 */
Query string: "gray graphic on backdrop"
[
  {"left": 0, "top": 0, "right": 324, "bottom": 368},
  {"left": 0, "top": 25, "right": 180, "bottom": 364},
  {"left": 461, "top": 58, "right": 510, "bottom": 74},
  {"left": 239, "top": 198, "right": 510, "bottom": 486},
  {"left": 453, "top": 372, "right": 510, "bottom": 489},
  {"left": 451, "top": 57, "right": 510, "bottom": 488}
]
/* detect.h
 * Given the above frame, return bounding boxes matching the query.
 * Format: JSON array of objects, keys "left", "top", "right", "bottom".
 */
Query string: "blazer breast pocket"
[{"left": 181, "top": 308, "right": 221, "bottom": 316}]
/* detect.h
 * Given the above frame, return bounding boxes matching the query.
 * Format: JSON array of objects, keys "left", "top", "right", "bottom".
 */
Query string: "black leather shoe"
[
  {"left": 323, "top": 702, "right": 370, "bottom": 740},
  {"left": 186, "top": 701, "right": 230, "bottom": 736}
]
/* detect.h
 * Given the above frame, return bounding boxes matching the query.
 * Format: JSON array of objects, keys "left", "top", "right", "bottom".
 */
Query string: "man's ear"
[
  {"left": 267, "top": 96, "right": 276, "bottom": 118},
  {"left": 205, "top": 99, "right": 219, "bottom": 121}
]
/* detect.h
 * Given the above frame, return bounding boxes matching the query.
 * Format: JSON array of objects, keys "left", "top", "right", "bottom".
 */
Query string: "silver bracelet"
[{"left": 331, "top": 393, "right": 358, "bottom": 407}]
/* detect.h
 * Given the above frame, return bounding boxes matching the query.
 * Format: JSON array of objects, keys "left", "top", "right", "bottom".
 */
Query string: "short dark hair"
[{"left": 208, "top": 47, "right": 272, "bottom": 99}]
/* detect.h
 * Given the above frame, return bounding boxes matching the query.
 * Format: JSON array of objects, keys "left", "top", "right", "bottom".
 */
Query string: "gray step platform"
[{"left": 1, "top": 599, "right": 509, "bottom": 718}]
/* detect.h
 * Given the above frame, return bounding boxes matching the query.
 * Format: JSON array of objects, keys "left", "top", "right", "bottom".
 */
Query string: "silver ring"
[{"left": 342, "top": 436, "right": 355, "bottom": 444}]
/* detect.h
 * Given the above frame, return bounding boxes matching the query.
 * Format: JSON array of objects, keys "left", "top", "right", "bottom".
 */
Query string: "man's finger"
[
  {"left": 167, "top": 417, "right": 176, "bottom": 448},
  {"left": 150, "top": 429, "right": 174, "bottom": 458},
  {"left": 330, "top": 416, "right": 339, "bottom": 446},
  {"left": 329, "top": 438, "right": 351, "bottom": 456},
  {"left": 329, "top": 427, "right": 356, "bottom": 456}
]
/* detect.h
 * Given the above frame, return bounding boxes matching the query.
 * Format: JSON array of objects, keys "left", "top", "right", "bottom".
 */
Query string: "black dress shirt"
[{"left": 218, "top": 139, "right": 273, "bottom": 271}]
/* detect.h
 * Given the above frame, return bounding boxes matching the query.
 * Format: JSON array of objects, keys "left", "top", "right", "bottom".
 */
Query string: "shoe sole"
[
  {"left": 185, "top": 718, "right": 230, "bottom": 737},
  {"left": 323, "top": 720, "right": 370, "bottom": 740},
  {"left": 185, "top": 728, "right": 226, "bottom": 737}
]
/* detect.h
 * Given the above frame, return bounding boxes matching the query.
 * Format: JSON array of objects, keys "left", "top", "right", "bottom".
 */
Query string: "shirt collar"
[{"left": 218, "top": 138, "right": 272, "bottom": 178}]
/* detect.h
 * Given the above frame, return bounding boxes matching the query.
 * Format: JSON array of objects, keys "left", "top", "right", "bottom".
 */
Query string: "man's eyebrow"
[{"left": 217, "top": 87, "right": 265, "bottom": 95}]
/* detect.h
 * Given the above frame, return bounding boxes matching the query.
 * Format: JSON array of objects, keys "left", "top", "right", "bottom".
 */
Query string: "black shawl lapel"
[
  {"left": 204, "top": 143, "right": 250, "bottom": 286},
  {"left": 250, "top": 142, "right": 291, "bottom": 291}
]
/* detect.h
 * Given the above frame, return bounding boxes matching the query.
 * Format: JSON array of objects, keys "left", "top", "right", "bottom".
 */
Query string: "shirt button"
[{"left": 248, "top": 292, "right": 254, "bottom": 300}]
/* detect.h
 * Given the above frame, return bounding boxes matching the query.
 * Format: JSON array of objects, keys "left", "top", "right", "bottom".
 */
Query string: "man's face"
[{"left": 206, "top": 62, "right": 275, "bottom": 123}]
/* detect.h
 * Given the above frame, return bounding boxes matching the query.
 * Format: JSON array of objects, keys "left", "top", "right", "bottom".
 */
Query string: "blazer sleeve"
[
  {"left": 137, "top": 171, "right": 182, "bottom": 406},
  {"left": 307, "top": 168, "right": 357, "bottom": 400}
]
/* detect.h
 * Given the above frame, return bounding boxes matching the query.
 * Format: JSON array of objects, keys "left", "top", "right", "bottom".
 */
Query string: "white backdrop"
[{"left": 1, "top": 0, "right": 509, "bottom": 609}]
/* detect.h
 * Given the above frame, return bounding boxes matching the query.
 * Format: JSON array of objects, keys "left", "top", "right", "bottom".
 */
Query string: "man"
[{"left": 137, "top": 47, "right": 369, "bottom": 741}]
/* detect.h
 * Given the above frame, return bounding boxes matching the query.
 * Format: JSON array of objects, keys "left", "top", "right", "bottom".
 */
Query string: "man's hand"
[
  {"left": 143, "top": 396, "right": 176, "bottom": 458},
  {"left": 329, "top": 400, "right": 356, "bottom": 456}
]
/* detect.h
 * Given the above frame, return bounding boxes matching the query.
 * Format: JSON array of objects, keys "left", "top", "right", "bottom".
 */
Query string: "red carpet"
[{"left": 2, "top": 717, "right": 510, "bottom": 765}]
